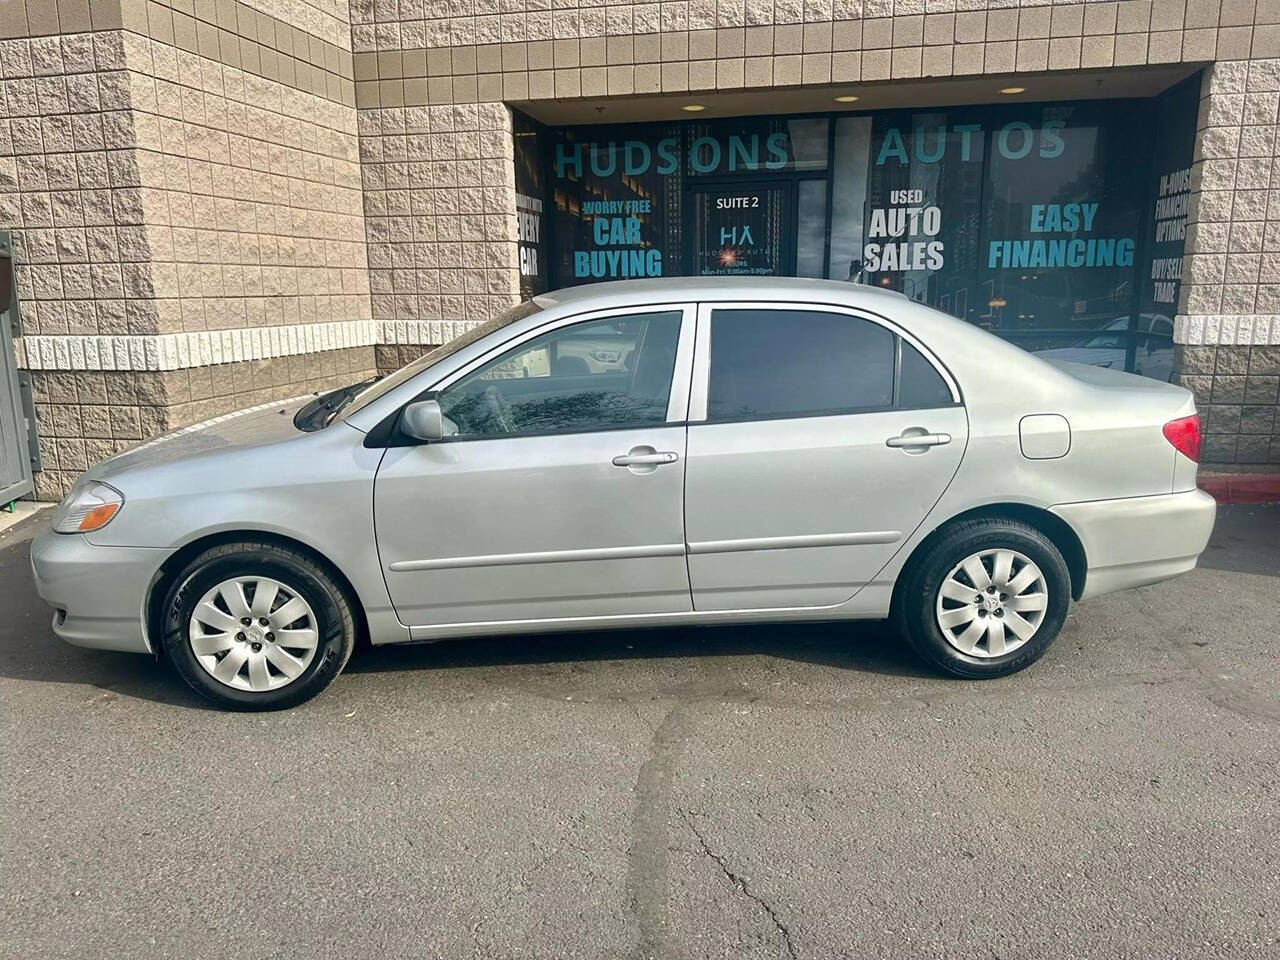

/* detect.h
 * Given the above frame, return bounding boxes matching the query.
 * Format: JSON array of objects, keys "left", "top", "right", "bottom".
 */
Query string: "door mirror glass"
[{"left": 401, "top": 399, "right": 445, "bottom": 442}]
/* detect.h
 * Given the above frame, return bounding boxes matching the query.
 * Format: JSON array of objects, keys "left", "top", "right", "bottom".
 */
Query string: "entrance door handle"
[
  {"left": 612, "top": 451, "right": 679, "bottom": 466},
  {"left": 886, "top": 431, "right": 951, "bottom": 449}
]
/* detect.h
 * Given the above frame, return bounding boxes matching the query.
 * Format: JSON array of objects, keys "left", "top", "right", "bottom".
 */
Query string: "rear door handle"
[
  {"left": 886, "top": 432, "right": 952, "bottom": 448},
  {"left": 612, "top": 451, "right": 679, "bottom": 466}
]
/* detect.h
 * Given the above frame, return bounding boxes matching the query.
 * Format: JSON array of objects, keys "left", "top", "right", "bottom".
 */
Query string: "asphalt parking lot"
[{"left": 2, "top": 505, "right": 1278, "bottom": 960}]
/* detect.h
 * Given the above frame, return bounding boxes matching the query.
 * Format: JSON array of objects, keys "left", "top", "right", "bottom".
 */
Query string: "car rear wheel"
[
  {"left": 159, "top": 541, "right": 355, "bottom": 710},
  {"left": 895, "top": 518, "right": 1071, "bottom": 678}
]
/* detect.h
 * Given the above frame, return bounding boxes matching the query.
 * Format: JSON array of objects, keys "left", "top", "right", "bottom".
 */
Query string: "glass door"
[{"left": 687, "top": 182, "right": 795, "bottom": 277}]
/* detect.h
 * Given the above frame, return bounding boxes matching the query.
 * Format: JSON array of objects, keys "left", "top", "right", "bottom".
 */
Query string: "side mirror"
[{"left": 401, "top": 399, "right": 444, "bottom": 442}]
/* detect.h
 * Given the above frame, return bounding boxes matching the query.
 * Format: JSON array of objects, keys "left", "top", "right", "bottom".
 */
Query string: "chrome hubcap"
[
  {"left": 935, "top": 549, "right": 1048, "bottom": 659},
  {"left": 188, "top": 576, "right": 319, "bottom": 691}
]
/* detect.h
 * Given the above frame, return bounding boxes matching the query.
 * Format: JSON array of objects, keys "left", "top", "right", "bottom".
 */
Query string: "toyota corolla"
[{"left": 31, "top": 277, "right": 1216, "bottom": 709}]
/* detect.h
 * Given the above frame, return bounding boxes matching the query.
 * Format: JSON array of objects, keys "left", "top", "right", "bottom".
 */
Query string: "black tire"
[
  {"left": 159, "top": 541, "right": 356, "bottom": 710},
  {"left": 894, "top": 518, "right": 1071, "bottom": 679}
]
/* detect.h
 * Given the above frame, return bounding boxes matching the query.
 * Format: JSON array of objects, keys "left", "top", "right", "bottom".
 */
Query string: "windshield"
[{"left": 339, "top": 300, "right": 543, "bottom": 421}]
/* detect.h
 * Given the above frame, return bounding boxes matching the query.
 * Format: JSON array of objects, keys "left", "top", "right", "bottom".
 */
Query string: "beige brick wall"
[
  {"left": 27, "top": 344, "right": 375, "bottom": 498},
  {"left": 1177, "top": 57, "right": 1280, "bottom": 343},
  {"left": 347, "top": 0, "right": 1280, "bottom": 102},
  {"left": 118, "top": 32, "right": 371, "bottom": 335},
  {"left": 358, "top": 99, "right": 519, "bottom": 344},
  {"left": 1, "top": 0, "right": 378, "bottom": 496},
  {"left": 2, "top": 32, "right": 148, "bottom": 336}
]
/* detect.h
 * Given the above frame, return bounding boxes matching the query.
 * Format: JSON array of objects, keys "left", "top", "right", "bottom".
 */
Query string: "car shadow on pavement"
[
  {"left": 345, "top": 617, "right": 929, "bottom": 680},
  {"left": 1197, "top": 503, "right": 1279, "bottom": 577}
]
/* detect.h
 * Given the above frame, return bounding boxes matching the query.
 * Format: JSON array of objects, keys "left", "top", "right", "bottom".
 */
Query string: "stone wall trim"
[
  {"left": 1175, "top": 314, "right": 1280, "bottom": 345},
  {"left": 15, "top": 317, "right": 378, "bottom": 369}
]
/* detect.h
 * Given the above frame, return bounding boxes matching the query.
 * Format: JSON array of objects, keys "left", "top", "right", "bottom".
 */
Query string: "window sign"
[
  {"left": 979, "top": 102, "right": 1147, "bottom": 350},
  {"left": 863, "top": 110, "right": 985, "bottom": 317},
  {"left": 512, "top": 111, "right": 548, "bottom": 298},
  {"left": 536, "top": 87, "right": 1198, "bottom": 381},
  {"left": 692, "top": 186, "right": 792, "bottom": 276},
  {"left": 549, "top": 123, "right": 683, "bottom": 286},
  {"left": 1132, "top": 75, "right": 1199, "bottom": 381}
]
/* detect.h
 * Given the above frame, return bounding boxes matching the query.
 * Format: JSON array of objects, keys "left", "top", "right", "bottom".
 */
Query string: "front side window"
[
  {"left": 338, "top": 300, "right": 543, "bottom": 423},
  {"left": 437, "top": 311, "right": 682, "bottom": 438}
]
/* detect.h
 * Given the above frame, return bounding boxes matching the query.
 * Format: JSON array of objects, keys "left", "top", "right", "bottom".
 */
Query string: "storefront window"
[
  {"left": 860, "top": 109, "right": 986, "bottom": 317},
  {"left": 978, "top": 102, "right": 1146, "bottom": 354},
  {"left": 548, "top": 122, "right": 684, "bottom": 287},
  {"left": 524, "top": 80, "right": 1198, "bottom": 380},
  {"left": 829, "top": 117, "right": 872, "bottom": 282},
  {"left": 796, "top": 179, "right": 828, "bottom": 279}
]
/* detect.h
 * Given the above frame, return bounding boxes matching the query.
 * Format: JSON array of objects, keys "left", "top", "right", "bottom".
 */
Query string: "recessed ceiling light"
[
  {"left": 833, "top": 94, "right": 859, "bottom": 103},
  {"left": 681, "top": 103, "right": 706, "bottom": 112},
  {"left": 999, "top": 86, "right": 1026, "bottom": 95}
]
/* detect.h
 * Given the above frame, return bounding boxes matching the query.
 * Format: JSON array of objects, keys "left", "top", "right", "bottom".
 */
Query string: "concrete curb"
[{"left": 1199, "top": 473, "right": 1280, "bottom": 505}]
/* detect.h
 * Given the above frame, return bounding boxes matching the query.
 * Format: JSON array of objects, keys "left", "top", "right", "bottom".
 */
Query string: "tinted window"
[
  {"left": 898, "top": 340, "right": 954, "bottom": 408},
  {"left": 707, "top": 309, "right": 895, "bottom": 421},
  {"left": 438, "top": 311, "right": 681, "bottom": 437},
  {"left": 339, "top": 300, "right": 542, "bottom": 421}
]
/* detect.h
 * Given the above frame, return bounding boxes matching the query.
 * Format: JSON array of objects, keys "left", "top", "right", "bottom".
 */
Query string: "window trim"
[{"left": 688, "top": 300, "right": 962, "bottom": 424}]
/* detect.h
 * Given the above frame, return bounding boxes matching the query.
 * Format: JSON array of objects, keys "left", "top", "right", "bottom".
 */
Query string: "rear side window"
[
  {"left": 898, "top": 339, "right": 954, "bottom": 408},
  {"left": 706, "top": 308, "right": 953, "bottom": 422},
  {"left": 707, "top": 309, "right": 895, "bottom": 421}
]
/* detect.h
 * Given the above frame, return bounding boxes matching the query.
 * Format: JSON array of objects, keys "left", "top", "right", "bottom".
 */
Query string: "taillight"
[{"left": 1163, "top": 414, "right": 1201, "bottom": 462}]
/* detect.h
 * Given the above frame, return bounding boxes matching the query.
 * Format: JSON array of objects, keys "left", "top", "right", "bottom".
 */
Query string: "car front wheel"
[
  {"left": 895, "top": 518, "right": 1071, "bottom": 678},
  {"left": 159, "top": 541, "right": 356, "bottom": 710}
]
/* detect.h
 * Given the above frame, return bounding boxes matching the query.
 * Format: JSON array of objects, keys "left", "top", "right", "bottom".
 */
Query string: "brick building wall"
[
  {"left": 3, "top": 0, "right": 1280, "bottom": 494},
  {"left": 2, "top": 0, "right": 376, "bottom": 499}
]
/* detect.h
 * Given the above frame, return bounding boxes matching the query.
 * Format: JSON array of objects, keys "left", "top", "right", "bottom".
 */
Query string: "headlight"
[{"left": 53, "top": 482, "right": 125, "bottom": 534}]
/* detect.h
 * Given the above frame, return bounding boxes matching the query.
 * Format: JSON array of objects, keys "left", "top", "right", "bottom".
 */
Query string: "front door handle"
[
  {"left": 886, "top": 431, "right": 952, "bottom": 449},
  {"left": 612, "top": 450, "right": 679, "bottom": 466}
]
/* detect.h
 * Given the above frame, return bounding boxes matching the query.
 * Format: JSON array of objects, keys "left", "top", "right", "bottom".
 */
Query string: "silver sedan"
[{"left": 31, "top": 277, "right": 1217, "bottom": 710}]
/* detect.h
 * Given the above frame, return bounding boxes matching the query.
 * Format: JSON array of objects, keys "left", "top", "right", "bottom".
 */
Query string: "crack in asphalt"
[
  {"left": 626, "top": 702, "right": 695, "bottom": 960},
  {"left": 679, "top": 808, "right": 799, "bottom": 960},
  {"left": 625, "top": 671, "right": 759, "bottom": 960}
]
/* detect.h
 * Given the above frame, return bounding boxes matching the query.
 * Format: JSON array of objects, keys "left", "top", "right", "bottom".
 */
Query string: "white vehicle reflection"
[{"left": 1035, "top": 314, "right": 1175, "bottom": 382}]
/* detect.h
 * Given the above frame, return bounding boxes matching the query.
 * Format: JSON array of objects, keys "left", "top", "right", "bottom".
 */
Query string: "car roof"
[{"left": 532, "top": 276, "right": 909, "bottom": 310}]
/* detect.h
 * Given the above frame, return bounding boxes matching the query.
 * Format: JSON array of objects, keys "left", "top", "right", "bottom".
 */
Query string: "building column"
[
  {"left": 356, "top": 95, "right": 521, "bottom": 375},
  {"left": 1174, "top": 57, "right": 1280, "bottom": 465}
]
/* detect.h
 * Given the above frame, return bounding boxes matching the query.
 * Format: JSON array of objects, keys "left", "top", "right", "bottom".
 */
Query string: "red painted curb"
[{"left": 1199, "top": 473, "right": 1280, "bottom": 505}]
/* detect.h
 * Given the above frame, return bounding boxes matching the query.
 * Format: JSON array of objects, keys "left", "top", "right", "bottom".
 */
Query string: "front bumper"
[
  {"left": 30, "top": 526, "right": 166, "bottom": 654},
  {"left": 1051, "top": 488, "right": 1217, "bottom": 600}
]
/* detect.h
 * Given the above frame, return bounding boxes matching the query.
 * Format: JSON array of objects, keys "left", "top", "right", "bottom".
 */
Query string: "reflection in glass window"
[
  {"left": 979, "top": 103, "right": 1146, "bottom": 343},
  {"left": 861, "top": 110, "right": 985, "bottom": 318},
  {"left": 828, "top": 116, "right": 872, "bottom": 282},
  {"left": 786, "top": 118, "right": 831, "bottom": 171},
  {"left": 438, "top": 312, "right": 682, "bottom": 437},
  {"left": 796, "top": 179, "right": 828, "bottom": 279},
  {"left": 707, "top": 310, "right": 895, "bottom": 421}
]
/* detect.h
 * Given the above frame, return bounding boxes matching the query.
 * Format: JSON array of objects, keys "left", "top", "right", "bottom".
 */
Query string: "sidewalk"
[{"left": 0, "top": 501, "right": 51, "bottom": 539}]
